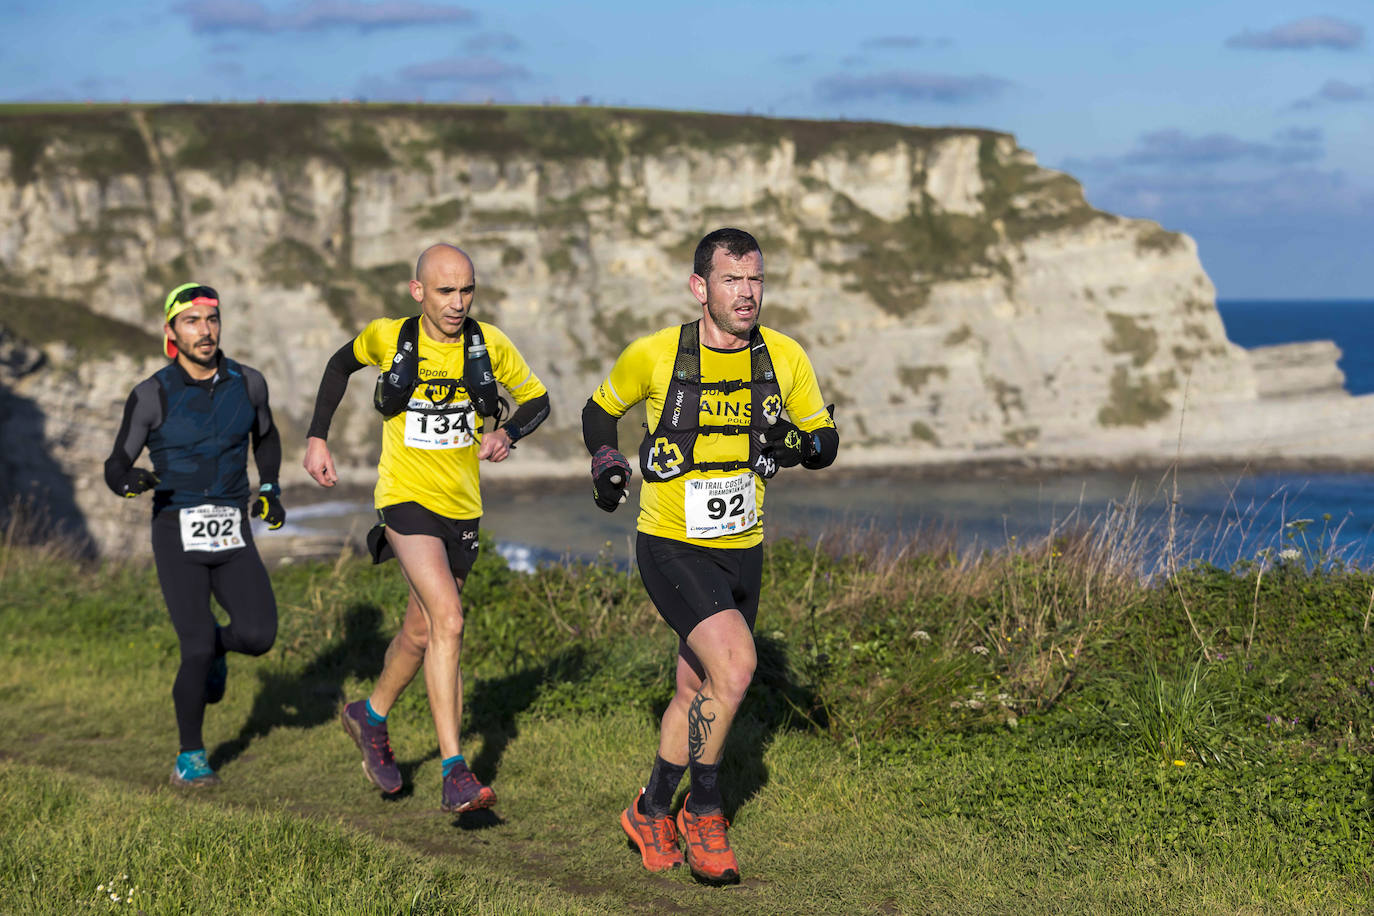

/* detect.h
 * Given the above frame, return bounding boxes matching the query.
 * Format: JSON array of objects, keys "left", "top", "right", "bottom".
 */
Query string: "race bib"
[
  {"left": 403, "top": 395, "right": 475, "bottom": 450},
  {"left": 684, "top": 473, "right": 758, "bottom": 539},
  {"left": 179, "top": 504, "right": 244, "bottom": 553}
]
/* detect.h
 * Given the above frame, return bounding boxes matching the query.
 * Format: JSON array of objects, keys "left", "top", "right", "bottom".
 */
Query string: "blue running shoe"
[
  {"left": 171, "top": 750, "right": 221, "bottom": 787},
  {"left": 205, "top": 654, "right": 228, "bottom": 705}
]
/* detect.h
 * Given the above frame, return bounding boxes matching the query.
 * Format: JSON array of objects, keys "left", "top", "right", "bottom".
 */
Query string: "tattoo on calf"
[{"left": 687, "top": 692, "right": 717, "bottom": 763}]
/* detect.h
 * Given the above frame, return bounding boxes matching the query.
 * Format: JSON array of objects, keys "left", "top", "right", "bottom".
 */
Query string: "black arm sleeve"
[
  {"left": 103, "top": 379, "right": 162, "bottom": 494},
  {"left": 306, "top": 340, "right": 366, "bottom": 440},
  {"left": 802, "top": 426, "right": 839, "bottom": 470},
  {"left": 242, "top": 366, "right": 282, "bottom": 487},
  {"left": 501, "top": 392, "right": 550, "bottom": 444},
  {"left": 581, "top": 398, "right": 620, "bottom": 456}
]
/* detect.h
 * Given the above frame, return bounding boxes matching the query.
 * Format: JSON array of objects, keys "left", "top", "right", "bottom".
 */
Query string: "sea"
[{"left": 266, "top": 300, "right": 1374, "bottom": 572}]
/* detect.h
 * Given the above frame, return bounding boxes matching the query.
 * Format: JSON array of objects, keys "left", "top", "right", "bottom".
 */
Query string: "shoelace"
[
  {"left": 447, "top": 768, "right": 485, "bottom": 801},
  {"left": 692, "top": 814, "right": 730, "bottom": 852},
  {"left": 365, "top": 732, "right": 395, "bottom": 763},
  {"left": 649, "top": 816, "right": 677, "bottom": 852}
]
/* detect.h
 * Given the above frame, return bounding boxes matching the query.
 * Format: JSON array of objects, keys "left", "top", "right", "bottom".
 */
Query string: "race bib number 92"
[{"left": 684, "top": 473, "right": 758, "bottom": 539}]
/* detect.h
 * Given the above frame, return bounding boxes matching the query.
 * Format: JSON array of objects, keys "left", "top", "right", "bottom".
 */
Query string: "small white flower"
[
  {"left": 98, "top": 885, "right": 105, "bottom": 892},
  {"left": 967, "top": 699, "right": 985, "bottom": 710},
  {"left": 1280, "top": 548, "right": 1301, "bottom": 561},
  {"left": 913, "top": 630, "right": 931, "bottom": 642},
  {"left": 972, "top": 645, "right": 989, "bottom": 655}
]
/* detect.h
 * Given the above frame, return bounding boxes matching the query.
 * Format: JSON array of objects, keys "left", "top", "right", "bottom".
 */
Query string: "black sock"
[
  {"left": 686, "top": 761, "right": 722, "bottom": 815},
  {"left": 639, "top": 756, "right": 687, "bottom": 817}
]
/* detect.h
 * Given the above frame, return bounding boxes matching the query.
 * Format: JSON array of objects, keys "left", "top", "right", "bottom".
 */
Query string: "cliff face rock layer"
[{"left": 1, "top": 105, "right": 1368, "bottom": 554}]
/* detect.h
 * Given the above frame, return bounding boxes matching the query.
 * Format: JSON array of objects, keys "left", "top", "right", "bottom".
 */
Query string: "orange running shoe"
[
  {"left": 675, "top": 795, "right": 740, "bottom": 885},
  {"left": 620, "top": 789, "right": 684, "bottom": 872}
]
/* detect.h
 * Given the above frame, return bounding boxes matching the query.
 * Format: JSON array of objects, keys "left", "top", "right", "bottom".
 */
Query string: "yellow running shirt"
[
  {"left": 592, "top": 323, "right": 834, "bottom": 548},
  {"left": 354, "top": 317, "right": 547, "bottom": 520}
]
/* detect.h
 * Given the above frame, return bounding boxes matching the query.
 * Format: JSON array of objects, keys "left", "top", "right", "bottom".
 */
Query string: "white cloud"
[
  {"left": 1225, "top": 16, "right": 1364, "bottom": 51},
  {"left": 1290, "top": 78, "right": 1374, "bottom": 109},
  {"left": 176, "top": 0, "right": 475, "bottom": 34}
]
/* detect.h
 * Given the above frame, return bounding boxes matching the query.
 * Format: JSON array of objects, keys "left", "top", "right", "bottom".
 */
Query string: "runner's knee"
[
  {"left": 178, "top": 643, "right": 216, "bottom": 670},
  {"left": 234, "top": 619, "right": 277, "bottom": 656},
  {"left": 707, "top": 653, "right": 756, "bottom": 707},
  {"left": 427, "top": 606, "right": 465, "bottom": 644}
]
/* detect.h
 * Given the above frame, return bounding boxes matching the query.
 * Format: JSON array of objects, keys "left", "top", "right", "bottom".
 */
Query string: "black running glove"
[
  {"left": 762, "top": 420, "right": 818, "bottom": 469},
  {"left": 591, "top": 445, "right": 631, "bottom": 512},
  {"left": 253, "top": 484, "right": 286, "bottom": 529},
  {"left": 118, "top": 468, "right": 159, "bottom": 498}
]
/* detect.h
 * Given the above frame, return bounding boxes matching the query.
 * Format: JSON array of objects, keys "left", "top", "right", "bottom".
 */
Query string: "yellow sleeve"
[
  {"left": 481, "top": 322, "right": 547, "bottom": 404},
  {"left": 352, "top": 318, "right": 399, "bottom": 368},
  {"left": 766, "top": 329, "right": 834, "bottom": 433},
  {"left": 591, "top": 331, "right": 666, "bottom": 418}
]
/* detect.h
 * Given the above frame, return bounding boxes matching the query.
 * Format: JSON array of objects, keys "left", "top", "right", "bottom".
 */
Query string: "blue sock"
[
  {"left": 441, "top": 754, "right": 466, "bottom": 777},
  {"left": 364, "top": 699, "right": 386, "bottom": 726}
]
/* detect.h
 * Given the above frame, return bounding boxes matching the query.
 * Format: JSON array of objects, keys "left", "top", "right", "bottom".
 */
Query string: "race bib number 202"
[
  {"left": 684, "top": 473, "right": 758, "bottom": 539},
  {"left": 179, "top": 504, "right": 244, "bottom": 552}
]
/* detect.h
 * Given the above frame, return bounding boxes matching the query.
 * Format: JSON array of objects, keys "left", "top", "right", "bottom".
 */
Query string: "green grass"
[{"left": 2, "top": 521, "right": 1373, "bottom": 913}]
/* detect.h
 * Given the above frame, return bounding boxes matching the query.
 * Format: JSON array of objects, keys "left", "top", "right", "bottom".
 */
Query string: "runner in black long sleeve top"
[{"left": 105, "top": 282, "right": 284, "bottom": 788}]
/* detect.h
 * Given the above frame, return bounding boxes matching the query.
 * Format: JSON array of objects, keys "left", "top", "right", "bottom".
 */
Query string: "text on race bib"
[
  {"left": 403, "top": 395, "right": 476, "bottom": 450},
  {"left": 684, "top": 473, "right": 758, "bottom": 539},
  {"left": 179, "top": 504, "right": 244, "bottom": 553}
]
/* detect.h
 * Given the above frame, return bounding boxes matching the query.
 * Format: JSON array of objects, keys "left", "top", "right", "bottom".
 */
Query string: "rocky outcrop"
[{"left": 1, "top": 104, "right": 1367, "bottom": 555}]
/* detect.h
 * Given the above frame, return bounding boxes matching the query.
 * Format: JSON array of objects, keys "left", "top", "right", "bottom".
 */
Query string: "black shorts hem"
[{"left": 367, "top": 501, "right": 481, "bottom": 579}]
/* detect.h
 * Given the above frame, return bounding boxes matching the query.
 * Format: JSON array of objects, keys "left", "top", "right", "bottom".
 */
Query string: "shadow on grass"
[
  {"left": 465, "top": 647, "right": 596, "bottom": 787},
  {"left": 209, "top": 601, "right": 392, "bottom": 772}
]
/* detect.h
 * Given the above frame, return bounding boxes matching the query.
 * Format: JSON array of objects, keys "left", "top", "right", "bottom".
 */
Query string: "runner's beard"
[
  {"left": 706, "top": 296, "right": 759, "bottom": 338},
  {"left": 181, "top": 337, "right": 218, "bottom": 368}
]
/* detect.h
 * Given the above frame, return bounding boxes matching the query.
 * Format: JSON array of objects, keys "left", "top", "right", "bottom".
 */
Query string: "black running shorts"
[
  {"left": 367, "top": 501, "right": 481, "bottom": 579},
  {"left": 635, "top": 531, "right": 763, "bottom": 641}
]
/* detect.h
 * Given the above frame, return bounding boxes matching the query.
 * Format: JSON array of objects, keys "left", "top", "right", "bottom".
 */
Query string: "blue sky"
[{"left": 4, "top": 0, "right": 1371, "bottom": 299}]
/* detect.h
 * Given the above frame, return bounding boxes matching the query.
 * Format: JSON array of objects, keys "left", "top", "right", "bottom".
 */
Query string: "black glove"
[
  {"left": 253, "top": 484, "right": 286, "bottom": 529},
  {"left": 118, "top": 468, "right": 159, "bottom": 498},
  {"left": 591, "top": 445, "right": 631, "bottom": 512},
  {"left": 762, "top": 419, "right": 818, "bottom": 469}
]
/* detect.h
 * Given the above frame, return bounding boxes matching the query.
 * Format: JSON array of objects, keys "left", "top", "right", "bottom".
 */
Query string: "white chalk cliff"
[{"left": 1, "top": 105, "right": 1369, "bottom": 555}]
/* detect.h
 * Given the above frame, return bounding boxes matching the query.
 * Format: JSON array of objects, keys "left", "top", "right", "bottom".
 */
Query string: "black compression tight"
[{"left": 151, "top": 510, "right": 277, "bottom": 752}]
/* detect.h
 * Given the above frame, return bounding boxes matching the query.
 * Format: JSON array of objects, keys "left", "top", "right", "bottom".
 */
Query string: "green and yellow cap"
[{"left": 162, "top": 283, "right": 219, "bottom": 358}]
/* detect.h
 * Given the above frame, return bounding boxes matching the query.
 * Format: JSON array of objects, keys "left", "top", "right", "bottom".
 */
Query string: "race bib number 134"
[{"left": 403, "top": 396, "right": 475, "bottom": 450}]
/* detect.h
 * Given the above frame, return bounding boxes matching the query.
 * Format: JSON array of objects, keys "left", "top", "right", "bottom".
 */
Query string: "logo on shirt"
[{"left": 647, "top": 438, "right": 684, "bottom": 479}]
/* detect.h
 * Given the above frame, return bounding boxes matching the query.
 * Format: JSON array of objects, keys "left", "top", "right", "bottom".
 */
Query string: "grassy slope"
[{"left": 1, "top": 531, "right": 1372, "bottom": 914}]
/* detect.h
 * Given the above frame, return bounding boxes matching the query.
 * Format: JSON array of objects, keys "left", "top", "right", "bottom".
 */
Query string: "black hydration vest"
[
  {"left": 373, "top": 315, "right": 504, "bottom": 428},
  {"left": 638, "top": 321, "right": 783, "bottom": 482}
]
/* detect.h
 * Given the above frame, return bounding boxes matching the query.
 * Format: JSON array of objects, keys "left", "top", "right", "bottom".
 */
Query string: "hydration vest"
[
  {"left": 146, "top": 356, "right": 258, "bottom": 513},
  {"left": 638, "top": 321, "right": 783, "bottom": 482},
  {"left": 373, "top": 315, "right": 505, "bottom": 428}
]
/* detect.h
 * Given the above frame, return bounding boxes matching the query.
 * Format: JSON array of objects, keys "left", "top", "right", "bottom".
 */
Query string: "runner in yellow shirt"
[
  {"left": 582, "top": 228, "right": 838, "bottom": 883},
  {"left": 303, "top": 243, "right": 549, "bottom": 813}
]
